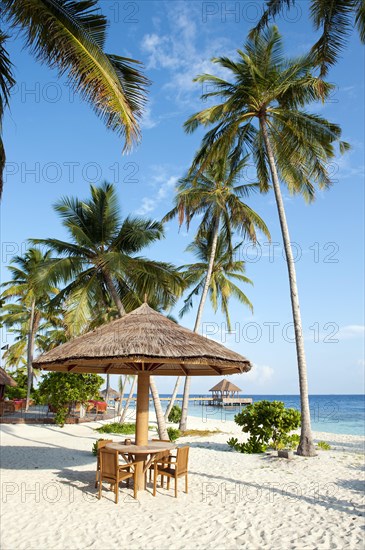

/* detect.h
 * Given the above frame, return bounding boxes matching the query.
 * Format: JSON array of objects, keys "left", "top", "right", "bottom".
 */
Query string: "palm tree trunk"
[
  {"left": 260, "top": 117, "right": 316, "bottom": 457},
  {"left": 25, "top": 300, "right": 36, "bottom": 411},
  {"left": 105, "top": 374, "right": 110, "bottom": 406},
  {"left": 103, "top": 270, "right": 126, "bottom": 316},
  {"left": 120, "top": 376, "right": 137, "bottom": 424},
  {"left": 150, "top": 376, "right": 169, "bottom": 440},
  {"left": 179, "top": 216, "right": 221, "bottom": 432},
  {"left": 164, "top": 377, "right": 181, "bottom": 421},
  {"left": 117, "top": 375, "right": 126, "bottom": 415}
]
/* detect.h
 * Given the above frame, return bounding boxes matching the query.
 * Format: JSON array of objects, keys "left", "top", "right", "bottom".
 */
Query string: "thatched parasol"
[
  {"left": 34, "top": 303, "right": 252, "bottom": 490},
  {"left": 100, "top": 388, "right": 120, "bottom": 399},
  {"left": 0, "top": 367, "right": 17, "bottom": 399}
]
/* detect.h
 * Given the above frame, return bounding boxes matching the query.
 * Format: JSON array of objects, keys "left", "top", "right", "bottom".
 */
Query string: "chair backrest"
[
  {"left": 154, "top": 450, "right": 170, "bottom": 463},
  {"left": 152, "top": 439, "right": 171, "bottom": 442},
  {"left": 176, "top": 446, "right": 189, "bottom": 474},
  {"left": 97, "top": 439, "right": 113, "bottom": 453},
  {"left": 99, "top": 448, "right": 118, "bottom": 479}
]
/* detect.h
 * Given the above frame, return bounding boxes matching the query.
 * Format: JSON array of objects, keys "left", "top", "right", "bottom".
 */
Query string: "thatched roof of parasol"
[
  {"left": 100, "top": 388, "right": 120, "bottom": 398},
  {"left": 0, "top": 367, "right": 17, "bottom": 387},
  {"left": 33, "top": 303, "right": 252, "bottom": 376},
  {"left": 209, "top": 379, "right": 242, "bottom": 392}
]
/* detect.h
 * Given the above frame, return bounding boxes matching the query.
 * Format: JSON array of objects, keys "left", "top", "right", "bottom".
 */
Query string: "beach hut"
[
  {"left": 208, "top": 378, "right": 251, "bottom": 407},
  {"left": 100, "top": 388, "right": 120, "bottom": 399},
  {"left": 0, "top": 367, "right": 17, "bottom": 400},
  {"left": 33, "top": 303, "right": 252, "bottom": 489}
]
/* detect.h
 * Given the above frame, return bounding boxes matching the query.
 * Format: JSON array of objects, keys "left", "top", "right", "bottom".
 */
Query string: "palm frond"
[{"left": 3, "top": 0, "right": 149, "bottom": 148}]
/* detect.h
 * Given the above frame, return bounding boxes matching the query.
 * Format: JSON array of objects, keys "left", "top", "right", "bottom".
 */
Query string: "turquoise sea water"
[{"left": 150, "top": 394, "right": 365, "bottom": 437}]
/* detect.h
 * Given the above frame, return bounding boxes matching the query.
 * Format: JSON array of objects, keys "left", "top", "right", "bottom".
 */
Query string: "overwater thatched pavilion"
[{"left": 209, "top": 378, "right": 252, "bottom": 406}]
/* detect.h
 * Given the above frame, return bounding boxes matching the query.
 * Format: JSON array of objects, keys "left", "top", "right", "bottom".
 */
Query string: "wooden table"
[{"left": 106, "top": 440, "right": 176, "bottom": 493}]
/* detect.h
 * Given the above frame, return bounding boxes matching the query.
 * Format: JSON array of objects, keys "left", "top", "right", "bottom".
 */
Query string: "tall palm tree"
[
  {"left": 1, "top": 248, "right": 59, "bottom": 409},
  {"left": 119, "top": 375, "right": 137, "bottom": 424},
  {"left": 0, "top": 0, "right": 149, "bottom": 196},
  {"left": 32, "top": 182, "right": 183, "bottom": 324},
  {"left": 165, "top": 234, "right": 254, "bottom": 419},
  {"left": 32, "top": 182, "right": 183, "bottom": 439},
  {"left": 164, "top": 159, "right": 270, "bottom": 431},
  {"left": 183, "top": 26, "right": 349, "bottom": 456},
  {"left": 180, "top": 235, "right": 253, "bottom": 330},
  {"left": 252, "top": 0, "right": 365, "bottom": 76}
]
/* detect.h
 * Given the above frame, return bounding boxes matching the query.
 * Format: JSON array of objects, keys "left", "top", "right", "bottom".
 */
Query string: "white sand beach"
[{"left": 1, "top": 414, "right": 364, "bottom": 550}]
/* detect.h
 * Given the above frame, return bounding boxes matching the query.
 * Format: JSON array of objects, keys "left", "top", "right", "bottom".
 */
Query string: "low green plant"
[
  {"left": 167, "top": 427, "right": 181, "bottom": 441},
  {"left": 92, "top": 438, "right": 107, "bottom": 456},
  {"left": 317, "top": 440, "right": 331, "bottom": 450},
  {"left": 168, "top": 404, "right": 182, "bottom": 423},
  {"left": 95, "top": 422, "right": 154, "bottom": 434},
  {"left": 227, "top": 400, "right": 301, "bottom": 454},
  {"left": 270, "top": 433, "right": 300, "bottom": 451},
  {"left": 227, "top": 436, "right": 267, "bottom": 453}
]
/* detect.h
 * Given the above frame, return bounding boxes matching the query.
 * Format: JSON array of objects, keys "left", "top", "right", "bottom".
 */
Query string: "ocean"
[{"left": 150, "top": 394, "right": 365, "bottom": 436}]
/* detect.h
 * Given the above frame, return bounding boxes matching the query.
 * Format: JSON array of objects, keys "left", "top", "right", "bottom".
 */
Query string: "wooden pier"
[{"left": 124, "top": 396, "right": 252, "bottom": 407}]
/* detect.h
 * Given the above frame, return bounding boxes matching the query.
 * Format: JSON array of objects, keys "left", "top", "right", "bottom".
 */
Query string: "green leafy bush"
[
  {"left": 228, "top": 400, "right": 301, "bottom": 454},
  {"left": 167, "top": 427, "right": 181, "bottom": 441},
  {"left": 92, "top": 438, "right": 108, "bottom": 456},
  {"left": 95, "top": 423, "right": 154, "bottom": 435},
  {"left": 96, "top": 422, "right": 136, "bottom": 435},
  {"left": 317, "top": 440, "right": 331, "bottom": 450},
  {"left": 38, "top": 372, "right": 103, "bottom": 426},
  {"left": 168, "top": 404, "right": 182, "bottom": 423}
]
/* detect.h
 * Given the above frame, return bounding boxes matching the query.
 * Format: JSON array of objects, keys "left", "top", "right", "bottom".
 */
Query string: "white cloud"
[
  {"left": 140, "top": 105, "right": 158, "bottom": 130},
  {"left": 135, "top": 165, "right": 179, "bottom": 215},
  {"left": 338, "top": 325, "right": 365, "bottom": 339},
  {"left": 245, "top": 364, "right": 274, "bottom": 385},
  {"left": 140, "top": 2, "right": 233, "bottom": 107}
]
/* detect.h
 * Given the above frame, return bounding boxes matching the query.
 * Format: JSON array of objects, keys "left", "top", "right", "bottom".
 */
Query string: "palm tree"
[
  {"left": 0, "top": 0, "right": 149, "bottom": 196},
  {"left": 164, "top": 159, "right": 270, "bottom": 431},
  {"left": 32, "top": 182, "right": 183, "bottom": 439},
  {"left": 1, "top": 248, "right": 59, "bottom": 409},
  {"left": 252, "top": 0, "right": 365, "bottom": 76},
  {"left": 180, "top": 235, "right": 253, "bottom": 330},
  {"left": 183, "top": 26, "right": 349, "bottom": 456},
  {"left": 164, "top": 234, "right": 254, "bottom": 419},
  {"left": 119, "top": 376, "right": 137, "bottom": 424},
  {"left": 32, "top": 182, "right": 183, "bottom": 325}
]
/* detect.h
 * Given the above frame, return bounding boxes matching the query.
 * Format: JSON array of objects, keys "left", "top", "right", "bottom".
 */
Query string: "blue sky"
[{"left": 1, "top": 1, "right": 364, "bottom": 395}]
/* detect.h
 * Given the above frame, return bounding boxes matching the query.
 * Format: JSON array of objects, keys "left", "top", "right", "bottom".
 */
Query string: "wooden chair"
[
  {"left": 98, "top": 448, "right": 137, "bottom": 504},
  {"left": 95, "top": 439, "right": 112, "bottom": 488},
  {"left": 153, "top": 446, "right": 189, "bottom": 498},
  {"left": 95, "top": 440, "right": 133, "bottom": 488},
  {"left": 146, "top": 439, "right": 175, "bottom": 483}
]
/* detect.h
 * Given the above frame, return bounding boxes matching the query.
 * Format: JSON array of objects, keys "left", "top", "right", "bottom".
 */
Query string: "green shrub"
[
  {"left": 95, "top": 423, "right": 154, "bottom": 435},
  {"left": 317, "top": 440, "right": 331, "bottom": 450},
  {"left": 168, "top": 404, "right": 182, "bottom": 423},
  {"left": 92, "top": 438, "right": 108, "bottom": 456},
  {"left": 38, "top": 372, "right": 103, "bottom": 426},
  {"left": 270, "top": 433, "right": 300, "bottom": 451},
  {"left": 228, "top": 400, "right": 301, "bottom": 454},
  {"left": 167, "top": 427, "right": 181, "bottom": 441}
]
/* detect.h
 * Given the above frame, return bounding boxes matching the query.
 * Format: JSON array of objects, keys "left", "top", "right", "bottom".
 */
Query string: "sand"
[{"left": 0, "top": 413, "right": 364, "bottom": 550}]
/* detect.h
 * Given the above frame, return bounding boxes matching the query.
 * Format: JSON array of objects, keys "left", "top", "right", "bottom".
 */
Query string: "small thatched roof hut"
[
  {"left": 100, "top": 388, "right": 120, "bottom": 399},
  {"left": 0, "top": 367, "right": 17, "bottom": 399},
  {"left": 209, "top": 379, "right": 242, "bottom": 397}
]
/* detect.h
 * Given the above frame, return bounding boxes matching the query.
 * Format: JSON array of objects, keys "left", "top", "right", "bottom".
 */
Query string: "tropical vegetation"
[
  {"left": 182, "top": 26, "right": 349, "bottom": 456},
  {"left": 0, "top": 0, "right": 149, "bottom": 197},
  {"left": 227, "top": 400, "right": 301, "bottom": 454},
  {"left": 164, "top": 158, "right": 270, "bottom": 431}
]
